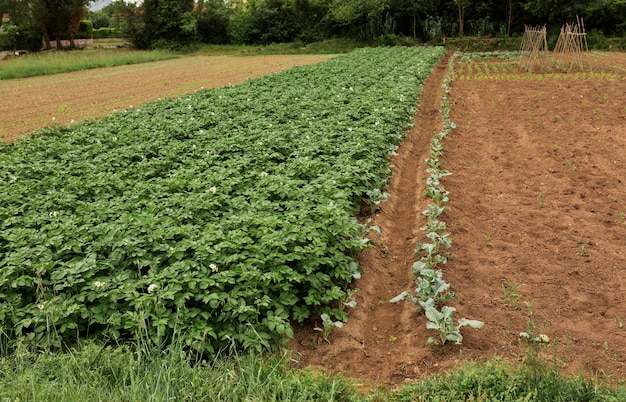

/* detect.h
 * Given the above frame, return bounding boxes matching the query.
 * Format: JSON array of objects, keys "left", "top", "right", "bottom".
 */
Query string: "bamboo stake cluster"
[
  {"left": 520, "top": 25, "right": 548, "bottom": 68},
  {"left": 553, "top": 16, "right": 589, "bottom": 71}
]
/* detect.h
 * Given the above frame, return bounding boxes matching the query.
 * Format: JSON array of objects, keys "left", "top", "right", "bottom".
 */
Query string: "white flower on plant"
[
  {"left": 210, "top": 264, "right": 219, "bottom": 273},
  {"left": 209, "top": 186, "right": 217, "bottom": 193},
  {"left": 37, "top": 304, "right": 44, "bottom": 310},
  {"left": 259, "top": 172, "right": 268, "bottom": 178},
  {"left": 112, "top": 136, "right": 118, "bottom": 141},
  {"left": 48, "top": 211, "right": 58, "bottom": 217},
  {"left": 147, "top": 284, "right": 158, "bottom": 294},
  {"left": 94, "top": 281, "right": 105, "bottom": 288}
]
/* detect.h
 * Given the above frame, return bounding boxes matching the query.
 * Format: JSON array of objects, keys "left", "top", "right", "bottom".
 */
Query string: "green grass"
[
  {"left": 390, "top": 357, "right": 626, "bottom": 401},
  {"left": 0, "top": 49, "right": 180, "bottom": 80},
  {"left": 0, "top": 341, "right": 359, "bottom": 401},
  {"left": 193, "top": 38, "right": 367, "bottom": 56},
  {"left": 0, "top": 39, "right": 363, "bottom": 81},
  {"left": 1, "top": 339, "right": 625, "bottom": 401}
]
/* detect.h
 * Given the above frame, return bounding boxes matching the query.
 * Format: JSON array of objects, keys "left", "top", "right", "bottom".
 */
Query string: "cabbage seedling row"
[{"left": 0, "top": 47, "right": 445, "bottom": 354}]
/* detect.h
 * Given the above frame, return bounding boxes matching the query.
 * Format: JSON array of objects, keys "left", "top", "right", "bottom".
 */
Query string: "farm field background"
[
  {"left": 291, "top": 51, "right": 626, "bottom": 385},
  {"left": 1, "top": 48, "right": 626, "bottom": 394},
  {"left": 0, "top": 54, "right": 333, "bottom": 142},
  {"left": 0, "top": 47, "right": 447, "bottom": 359}
]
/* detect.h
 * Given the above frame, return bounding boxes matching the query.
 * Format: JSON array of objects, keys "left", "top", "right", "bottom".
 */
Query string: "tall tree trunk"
[
  {"left": 413, "top": 13, "right": 417, "bottom": 38},
  {"left": 41, "top": 24, "right": 51, "bottom": 49},
  {"left": 506, "top": 0, "right": 513, "bottom": 37},
  {"left": 457, "top": 1, "right": 465, "bottom": 37}
]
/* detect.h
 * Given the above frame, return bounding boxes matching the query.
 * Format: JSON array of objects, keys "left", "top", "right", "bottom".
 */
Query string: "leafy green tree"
[
  {"left": 586, "top": 0, "right": 626, "bottom": 36},
  {"left": 292, "top": 0, "right": 330, "bottom": 43},
  {"left": 196, "top": 0, "right": 231, "bottom": 44},
  {"left": 327, "top": 0, "right": 390, "bottom": 39},
  {"left": 0, "top": 15, "right": 19, "bottom": 49},
  {"left": 390, "top": 0, "right": 437, "bottom": 39},
  {"left": 86, "top": 10, "right": 110, "bottom": 29},
  {"left": 135, "top": 0, "right": 196, "bottom": 49},
  {"left": 521, "top": 0, "right": 587, "bottom": 24},
  {"left": 101, "top": 0, "right": 140, "bottom": 35}
]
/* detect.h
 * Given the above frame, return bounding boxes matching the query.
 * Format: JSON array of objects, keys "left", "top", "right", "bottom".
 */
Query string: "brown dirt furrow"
[
  {"left": 290, "top": 54, "right": 456, "bottom": 385},
  {"left": 292, "top": 52, "right": 626, "bottom": 386},
  {"left": 1, "top": 54, "right": 333, "bottom": 142}
]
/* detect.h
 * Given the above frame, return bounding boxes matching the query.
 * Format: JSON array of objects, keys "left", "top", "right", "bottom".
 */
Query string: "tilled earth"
[
  {"left": 291, "top": 52, "right": 626, "bottom": 386},
  {"left": 0, "top": 54, "right": 333, "bottom": 142}
]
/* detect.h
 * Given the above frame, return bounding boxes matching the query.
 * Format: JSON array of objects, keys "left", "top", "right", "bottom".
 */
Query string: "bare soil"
[
  {"left": 290, "top": 52, "right": 626, "bottom": 386},
  {"left": 0, "top": 54, "right": 332, "bottom": 142}
]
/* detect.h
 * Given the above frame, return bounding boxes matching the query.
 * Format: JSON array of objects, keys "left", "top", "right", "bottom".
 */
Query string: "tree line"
[{"left": 2, "top": 0, "right": 626, "bottom": 51}]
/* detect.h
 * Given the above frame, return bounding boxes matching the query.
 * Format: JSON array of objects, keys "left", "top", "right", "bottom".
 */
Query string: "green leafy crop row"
[
  {"left": 392, "top": 53, "right": 483, "bottom": 345},
  {"left": 0, "top": 47, "right": 446, "bottom": 354}
]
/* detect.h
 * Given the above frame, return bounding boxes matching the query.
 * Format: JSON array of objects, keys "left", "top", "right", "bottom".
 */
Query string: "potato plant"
[{"left": 0, "top": 47, "right": 446, "bottom": 354}]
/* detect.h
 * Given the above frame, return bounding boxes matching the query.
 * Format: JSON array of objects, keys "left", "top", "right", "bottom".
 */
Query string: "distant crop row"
[{"left": 0, "top": 47, "right": 446, "bottom": 354}]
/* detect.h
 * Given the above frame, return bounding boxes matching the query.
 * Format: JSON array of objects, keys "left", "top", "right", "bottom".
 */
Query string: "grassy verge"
[
  {"left": 194, "top": 38, "right": 367, "bottom": 56},
  {"left": 0, "top": 48, "right": 180, "bottom": 80},
  {"left": 1, "top": 341, "right": 624, "bottom": 401},
  {"left": 0, "top": 341, "right": 358, "bottom": 401},
  {"left": 0, "top": 39, "right": 364, "bottom": 81}
]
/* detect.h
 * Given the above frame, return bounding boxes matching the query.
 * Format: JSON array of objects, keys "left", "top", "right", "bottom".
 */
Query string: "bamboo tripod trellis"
[
  {"left": 553, "top": 16, "right": 589, "bottom": 71},
  {"left": 520, "top": 25, "right": 548, "bottom": 68}
]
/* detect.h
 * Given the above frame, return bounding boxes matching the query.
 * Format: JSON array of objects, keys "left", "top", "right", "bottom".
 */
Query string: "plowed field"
[
  {"left": 291, "top": 52, "right": 626, "bottom": 385},
  {"left": 0, "top": 54, "right": 333, "bottom": 142}
]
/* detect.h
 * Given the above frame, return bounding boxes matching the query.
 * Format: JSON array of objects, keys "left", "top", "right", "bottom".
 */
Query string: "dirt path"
[
  {"left": 291, "top": 53, "right": 626, "bottom": 385},
  {"left": 1, "top": 54, "right": 333, "bottom": 142}
]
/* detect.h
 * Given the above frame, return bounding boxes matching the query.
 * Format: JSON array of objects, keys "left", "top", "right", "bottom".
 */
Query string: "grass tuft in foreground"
[
  {"left": 0, "top": 340, "right": 358, "bottom": 401},
  {"left": 2, "top": 340, "right": 625, "bottom": 401}
]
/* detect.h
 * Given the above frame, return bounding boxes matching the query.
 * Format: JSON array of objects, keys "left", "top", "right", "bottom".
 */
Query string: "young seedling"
[
  {"left": 563, "top": 229, "right": 574, "bottom": 240},
  {"left": 537, "top": 190, "right": 547, "bottom": 208},
  {"left": 314, "top": 313, "right": 343, "bottom": 343},
  {"left": 425, "top": 306, "right": 484, "bottom": 345},
  {"left": 496, "top": 280, "right": 523, "bottom": 310},
  {"left": 484, "top": 234, "right": 493, "bottom": 248}
]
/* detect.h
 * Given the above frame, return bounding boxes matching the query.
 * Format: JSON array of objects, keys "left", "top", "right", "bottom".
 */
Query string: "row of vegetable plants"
[
  {"left": 0, "top": 46, "right": 446, "bottom": 354},
  {"left": 392, "top": 53, "right": 483, "bottom": 344}
]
